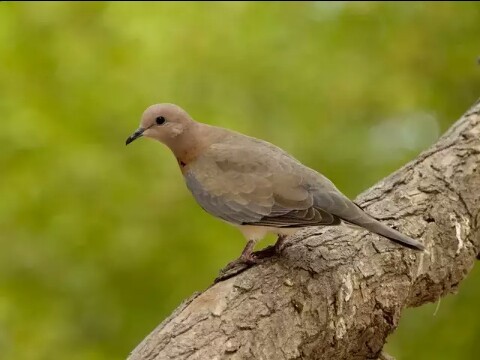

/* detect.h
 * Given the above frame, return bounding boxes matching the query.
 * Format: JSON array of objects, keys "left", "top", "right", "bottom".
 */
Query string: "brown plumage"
[{"left": 126, "top": 104, "right": 425, "bottom": 264}]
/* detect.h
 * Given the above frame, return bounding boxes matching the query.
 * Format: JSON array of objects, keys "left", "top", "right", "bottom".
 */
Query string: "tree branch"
[{"left": 128, "top": 101, "right": 480, "bottom": 360}]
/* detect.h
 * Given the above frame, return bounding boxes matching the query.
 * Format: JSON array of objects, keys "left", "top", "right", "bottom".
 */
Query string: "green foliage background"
[{"left": 1, "top": 2, "right": 479, "bottom": 359}]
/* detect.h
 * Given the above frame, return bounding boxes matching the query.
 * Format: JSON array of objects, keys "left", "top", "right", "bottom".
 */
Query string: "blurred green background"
[{"left": 1, "top": 2, "right": 479, "bottom": 359}]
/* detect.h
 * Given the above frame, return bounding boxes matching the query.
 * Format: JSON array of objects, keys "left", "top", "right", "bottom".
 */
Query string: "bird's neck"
[{"left": 166, "top": 123, "right": 216, "bottom": 173}]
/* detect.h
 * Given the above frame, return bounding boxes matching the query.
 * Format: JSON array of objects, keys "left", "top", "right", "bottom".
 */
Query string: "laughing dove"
[{"left": 126, "top": 104, "right": 424, "bottom": 264}]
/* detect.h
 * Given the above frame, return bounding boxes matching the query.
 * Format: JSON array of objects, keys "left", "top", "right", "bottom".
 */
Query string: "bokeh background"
[{"left": 1, "top": 2, "right": 479, "bottom": 359}]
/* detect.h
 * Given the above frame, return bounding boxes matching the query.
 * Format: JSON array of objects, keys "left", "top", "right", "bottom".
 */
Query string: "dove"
[{"left": 126, "top": 104, "right": 425, "bottom": 265}]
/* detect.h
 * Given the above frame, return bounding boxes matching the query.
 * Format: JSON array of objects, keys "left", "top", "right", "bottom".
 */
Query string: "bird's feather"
[{"left": 184, "top": 137, "right": 344, "bottom": 227}]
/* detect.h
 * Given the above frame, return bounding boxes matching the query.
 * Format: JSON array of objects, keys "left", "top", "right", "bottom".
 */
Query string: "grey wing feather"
[
  {"left": 184, "top": 135, "right": 424, "bottom": 251},
  {"left": 311, "top": 184, "right": 425, "bottom": 250},
  {"left": 184, "top": 139, "right": 341, "bottom": 227},
  {"left": 184, "top": 171, "right": 264, "bottom": 224}
]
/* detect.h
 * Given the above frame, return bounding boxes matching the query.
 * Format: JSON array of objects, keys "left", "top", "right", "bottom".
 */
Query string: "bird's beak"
[{"left": 126, "top": 128, "right": 145, "bottom": 145}]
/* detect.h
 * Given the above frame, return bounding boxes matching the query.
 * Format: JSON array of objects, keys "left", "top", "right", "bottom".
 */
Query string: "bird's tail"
[{"left": 341, "top": 203, "right": 425, "bottom": 251}]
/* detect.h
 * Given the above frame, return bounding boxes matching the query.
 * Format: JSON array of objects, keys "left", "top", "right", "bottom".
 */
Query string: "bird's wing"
[
  {"left": 184, "top": 135, "right": 425, "bottom": 251},
  {"left": 184, "top": 139, "right": 341, "bottom": 227}
]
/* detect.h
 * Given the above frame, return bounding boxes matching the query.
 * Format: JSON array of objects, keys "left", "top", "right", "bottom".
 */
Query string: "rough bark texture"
[{"left": 128, "top": 101, "right": 480, "bottom": 360}]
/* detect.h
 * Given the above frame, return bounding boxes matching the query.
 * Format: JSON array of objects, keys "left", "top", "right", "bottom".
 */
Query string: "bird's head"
[{"left": 126, "top": 103, "right": 194, "bottom": 146}]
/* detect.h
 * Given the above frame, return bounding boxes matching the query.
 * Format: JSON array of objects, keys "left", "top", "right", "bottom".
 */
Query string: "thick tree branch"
[{"left": 128, "top": 101, "right": 480, "bottom": 360}]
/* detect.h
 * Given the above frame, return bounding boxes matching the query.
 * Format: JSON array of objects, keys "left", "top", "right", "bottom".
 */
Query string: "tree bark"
[{"left": 128, "top": 100, "right": 480, "bottom": 360}]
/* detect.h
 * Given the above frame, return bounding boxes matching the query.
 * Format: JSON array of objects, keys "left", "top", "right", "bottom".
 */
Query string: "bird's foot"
[
  {"left": 215, "top": 240, "right": 259, "bottom": 282},
  {"left": 215, "top": 236, "right": 288, "bottom": 283},
  {"left": 215, "top": 253, "right": 260, "bottom": 283},
  {"left": 250, "top": 234, "right": 288, "bottom": 259},
  {"left": 274, "top": 234, "right": 288, "bottom": 253},
  {"left": 251, "top": 245, "right": 276, "bottom": 259}
]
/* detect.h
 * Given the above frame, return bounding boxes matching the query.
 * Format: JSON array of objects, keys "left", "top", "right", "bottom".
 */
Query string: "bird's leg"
[
  {"left": 274, "top": 234, "right": 288, "bottom": 253},
  {"left": 252, "top": 234, "right": 288, "bottom": 259},
  {"left": 215, "top": 236, "right": 289, "bottom": 283},
  {"left": 222, "top": 240, "right": 260, "bottom": 273},
  {"left": 239, "top": 239, "right": 258, "bottom": 264},
  {"left": 215, "top": 240, "right": 259, "bottom": 283}
]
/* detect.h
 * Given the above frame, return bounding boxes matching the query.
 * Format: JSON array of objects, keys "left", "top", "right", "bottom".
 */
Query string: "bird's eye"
[{"left": 155, "top": 116, "right": 166, "bottom": 125}]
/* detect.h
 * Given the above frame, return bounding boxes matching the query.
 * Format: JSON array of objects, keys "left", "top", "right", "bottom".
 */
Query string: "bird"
[{"left": 126, "top": 103, "right": 425, "bottom": 266}]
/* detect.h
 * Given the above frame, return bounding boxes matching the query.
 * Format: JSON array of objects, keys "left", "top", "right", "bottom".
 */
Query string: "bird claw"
[
  {"left": 215, "top": 257, "right": 254, "bottom": 283},
  {"left": 214, "top": 236, "right": 289, "bottom": 283},
  {"left": 214, "top": 245, "right": 284, "bottom": 283},
  {"left": 252, "top": 245, "right": 277, "bottom": 259}
]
